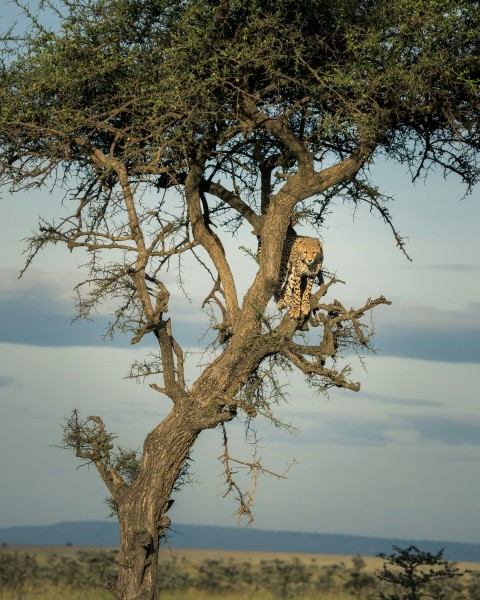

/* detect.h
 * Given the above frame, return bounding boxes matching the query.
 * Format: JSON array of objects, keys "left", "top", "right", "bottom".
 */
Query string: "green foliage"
[
  {"left": 0, "top": 551, "right": 41, "bottom": 600},
  {"left": 104, "top": 445, "right": 142, "bottom": 516},
  {"left": 2, "top": 0, "right": 480, "bottom": 198},
  {"left": 0, "top": 549, "right": 117, "bottom": 599},
  {"left": 376, "top": 545, "right": 467, "bottom": 600},
  {"left": 344, "top": 555, "right": 377, "bottom": 599},
  {"left": 195, "top": 558, "right": 254, "bottom": 593},
  {"left": 258, "top": 557, "right": 312, "bottom": 599},
  {"left": 157, "top": 556, "right": 193, "bottom": 592},
  {"left": 46, "top": 549, "right": 119, "bottom": 589},
  {"left": 0, "top": 548, "right": 478, "bottom": 600}
]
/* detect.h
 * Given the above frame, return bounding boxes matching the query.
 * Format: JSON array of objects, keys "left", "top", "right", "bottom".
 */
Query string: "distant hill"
[{"left": 1, "top": 521, "right": 479, "bottom": 563}]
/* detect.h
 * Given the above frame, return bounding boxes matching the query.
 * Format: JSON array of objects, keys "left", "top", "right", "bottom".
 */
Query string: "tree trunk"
[
  {"left": 107, "top": 322, "right": 274, "bottom": 599},
  {"left": 113, "top": 411, "right": 200, "bottom": 600}
]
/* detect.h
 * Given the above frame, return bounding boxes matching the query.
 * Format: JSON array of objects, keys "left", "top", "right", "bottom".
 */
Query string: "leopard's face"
[{"left": 294, "top": 239, "right": 323, "bottom": 276}]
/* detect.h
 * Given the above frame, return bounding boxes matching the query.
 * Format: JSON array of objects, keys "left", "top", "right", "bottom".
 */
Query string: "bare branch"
[
  {"left": 202, "top": 277, "right": 231, "bottom": 345},
  {"left": 283, "top": 347, "right": 361, "bottom": 392},
  {"left": 201, "top": 179, "right": 262, "bottom": 233},
  {"left": 219, "top": 423, "right": 293, "bottom": 526},
  {"left": 241, "top": 93, "right": 315, "bottom": 172},
  {"left": 185, "top": 159, "right": 240, "bottom": 324}
]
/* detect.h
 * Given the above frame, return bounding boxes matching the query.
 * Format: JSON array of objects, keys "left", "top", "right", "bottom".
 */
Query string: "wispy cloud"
[
  {"left": 281, "top": 412, "right": 397, "bottom": 447},
  {"left": 357, "top": 391, "right": 443, "bottom": 408},
  {"left": 0, "top": 375, "right": 17, "bottom": 388},
  {"left": 430, "top": 264, "right": 480, "bottom": 272},
  {"left": 398, "top": 415, "right": 480, "bottom": 446},
  {"left": 440, "top": 454, "right": 480, "bottom": 462},
  {"left": 374, "top": 327, "right": 480, "bottom": 363},
  {"left": 374, "top": 301, "right": 480, "bottom": 330},
  {"left": 2, "top": 269, "right": 480, "bottom": 363},
  {"left": 371, "top": 301, "right": 480, "bottom": 363},
  {"left": 276, "top": 407, "right": 480, "bottom": 449},
  {"left": 0, "top": 268, "right": 210, "bottom": 348}
]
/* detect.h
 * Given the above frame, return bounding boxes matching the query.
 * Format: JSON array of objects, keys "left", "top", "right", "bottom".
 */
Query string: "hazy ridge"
[{"left": 1, "top": 522, "right": 479, "bottom": 562}]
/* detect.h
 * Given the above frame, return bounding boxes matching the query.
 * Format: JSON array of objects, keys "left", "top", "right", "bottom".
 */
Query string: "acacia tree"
[
  {"left": 376, "top": 545, "right": 465, "bottom": 600},
  {"left": 1, "top": 0, "right": 479, "bottom": 598}
]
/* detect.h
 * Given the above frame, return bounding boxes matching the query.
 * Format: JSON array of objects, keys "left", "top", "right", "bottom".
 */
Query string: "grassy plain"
[
  {"left": 1, "top": 545, "right": 479, "bottom": 600},
  {"left": 0, "top": 590, "right": 345, "bottom": 600},
  {"left": 4, "top": 544, "right": 478, "bottom": 573},
  {"left": 0, "top": 544, "right": 371, "bottom": 568},
  {"left": 0, "top": 588, "right": 356, "bottom": 600}
]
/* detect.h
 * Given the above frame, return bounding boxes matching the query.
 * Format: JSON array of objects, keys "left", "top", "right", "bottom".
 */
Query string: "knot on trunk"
[{"left": 135, "top": 531, "right": 153, "bottom": 549}]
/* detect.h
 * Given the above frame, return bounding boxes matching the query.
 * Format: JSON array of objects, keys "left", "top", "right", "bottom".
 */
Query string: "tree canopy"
[
  {"left": 2, "top": 0, "right": 478, "bottom": 365},
  {"left": 1, "top": 1, "right": 479, "bottom": 597},
  {"left": 3, "top": 0, "right": 479, "bottom": 206}
]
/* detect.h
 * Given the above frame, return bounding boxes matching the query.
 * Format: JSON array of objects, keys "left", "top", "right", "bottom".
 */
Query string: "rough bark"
[{"left": 113, "top": 411, "right": 199, "bottom": 600}]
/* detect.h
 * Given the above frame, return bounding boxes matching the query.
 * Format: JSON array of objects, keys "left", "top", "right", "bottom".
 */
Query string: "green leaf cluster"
[{"left": 1, "top": 0, "right": 479, "bottom": 191}]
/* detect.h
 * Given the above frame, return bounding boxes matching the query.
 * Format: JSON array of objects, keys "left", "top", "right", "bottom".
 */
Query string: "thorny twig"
[{"left": 219, "top": 423, "right": 295, "bottom": 525}]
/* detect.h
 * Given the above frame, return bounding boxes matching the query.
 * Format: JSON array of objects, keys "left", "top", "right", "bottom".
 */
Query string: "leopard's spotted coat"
[{"left": 275, "top": 235, "right": 323, "bottom": 318}]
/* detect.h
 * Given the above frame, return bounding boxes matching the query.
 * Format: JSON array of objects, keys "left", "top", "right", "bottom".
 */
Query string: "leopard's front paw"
[
  {"left": 300, "top": 300, "right": 312, "bottom": 316},
  {"left": 276, "top": 299, "right": 288, "bottom": 310}
]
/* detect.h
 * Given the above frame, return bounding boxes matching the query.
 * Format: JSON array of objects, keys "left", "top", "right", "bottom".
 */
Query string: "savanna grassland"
[{"left": 1, "top": 545, "right": 480, "bottom": 600}]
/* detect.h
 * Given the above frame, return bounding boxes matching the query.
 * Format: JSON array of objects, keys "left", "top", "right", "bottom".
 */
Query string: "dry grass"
[
  {"left": 0, "top": 587, "right": 111, "bottom": 600},
  {"left": 0, "top": 588, "right": 351, "bottom": 600},
  {"left": 160, "top": 547, "right": 480, "bottom": 574},
  {"left": 157, "top": 592, "right": 347, "bottom": 600},
  {"left": 0, "top": 544, "right": 108, "bottom": 558},
  {"left": 5, "top": 544, "right": 478, "bottom": 573},
  {"left": 1, "top": 544, "right": 479, "bottom": 600},
  {"left": 159, "top": 546, "right": 381, "bottom": 570}
]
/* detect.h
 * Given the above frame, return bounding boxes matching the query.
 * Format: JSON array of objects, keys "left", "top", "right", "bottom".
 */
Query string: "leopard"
[{"left": 275, "top": 235, "right": 323, "bottom": 319}]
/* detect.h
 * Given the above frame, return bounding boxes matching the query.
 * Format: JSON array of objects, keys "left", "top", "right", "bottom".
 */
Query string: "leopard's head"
[{"left": 298, "top": 240, "right": 323, "bottom": 272}]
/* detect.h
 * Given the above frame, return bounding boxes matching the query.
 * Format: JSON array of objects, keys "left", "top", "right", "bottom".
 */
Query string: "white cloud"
[{"left": 1, "top": 155, "right": 480, "bottom": 545}]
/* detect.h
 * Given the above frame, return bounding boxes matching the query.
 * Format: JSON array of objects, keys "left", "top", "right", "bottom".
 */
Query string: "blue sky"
[
  {"left": 1, "top": 158, "right": 479, "bottom": 545},
  {"left": 1, "top": 0, "right": 479, "bottom": 546}
]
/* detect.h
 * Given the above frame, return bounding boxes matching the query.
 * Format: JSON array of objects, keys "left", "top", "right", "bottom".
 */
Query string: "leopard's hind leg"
[
  {"left": 300, "top": 275, "right": 315, "bottom": 316},
  {"left": 286, "top": 272, "right": 303, "bottom": 318}
]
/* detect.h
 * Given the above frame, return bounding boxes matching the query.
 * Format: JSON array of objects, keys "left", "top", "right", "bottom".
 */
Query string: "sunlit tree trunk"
[{"left": 114, "top": 413, "right": 199, "bottom": 600}]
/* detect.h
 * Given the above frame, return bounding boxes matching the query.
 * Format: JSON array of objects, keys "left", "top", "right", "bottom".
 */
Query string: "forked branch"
[
  {"left": 60, "top": 410, "right": 126, "bottom": 497},
  {"left": 186, "top": 159, "right": 240, "bottom": 324},
  {"left": 154, "top": 318, "right": 188, "bottom": 402},
  {"left": 219, "top": 423, "right": 293, "bottom": 526},
  {"left": 202, "top": 277, "right": 231, "bottom": 345},
  {"left": 272, "top": 278, "right": 392, "bottom": 392}
]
